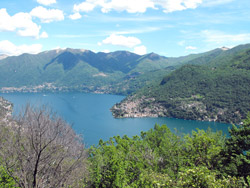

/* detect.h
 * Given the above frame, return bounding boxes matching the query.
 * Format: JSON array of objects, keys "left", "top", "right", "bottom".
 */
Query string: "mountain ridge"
[
  {"left": 111, "top": 44, "right": 250, "bottom": 123},
  {"left": 0, "top": 48, "right": 197, "bottom": 94}
]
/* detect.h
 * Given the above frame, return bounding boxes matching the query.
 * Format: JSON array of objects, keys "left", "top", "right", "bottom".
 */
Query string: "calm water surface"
[{"left": 1, "top": 92, "right": 231, "bottom": 147}]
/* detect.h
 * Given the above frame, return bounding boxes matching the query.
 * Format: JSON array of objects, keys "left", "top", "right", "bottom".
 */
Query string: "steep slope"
[
  {"left": 111, "top": 45, "right": 250, "bottom": 123},
  {"left": 0, "top": 48, "right": 203, "bottom": 94},
  {"left": 0, "top": 49, "right": 176, "bottom": 93},
  {"left": 1, "top": 44, "right": 249, "bottom": 95}
]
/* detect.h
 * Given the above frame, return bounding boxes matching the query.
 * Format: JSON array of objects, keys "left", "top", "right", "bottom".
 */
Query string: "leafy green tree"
[
  {"left": 184, "top": 128, "right": 225, "bottom": 170},
  {"left": 0, "top": 166, "right": 17, "bottom": 188},
  {"left": 88, "top": 123, "right": 250, "bottom": 187},
  {"left": 178, "top": 166, "right": 243, "bottom": 188},
  {"left": 141, "top": 124, "right": 184, "bottom": 177},
  {"left": 221, "top": 113, "right": 250, "bottom": 185},
  {"left": 88, "top": 135, "right": 156, "bottom": 187}
]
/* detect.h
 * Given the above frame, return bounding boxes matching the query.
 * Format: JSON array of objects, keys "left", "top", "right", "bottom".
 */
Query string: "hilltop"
[
  {"left": 0, "top": 49, "right": 179, "bottom": 94},
  {"left": 0, "top": 46, "right": 236, "bottom": 95},
  {"left": 111, "top": 44, "right": 250, "bottom": 123}
]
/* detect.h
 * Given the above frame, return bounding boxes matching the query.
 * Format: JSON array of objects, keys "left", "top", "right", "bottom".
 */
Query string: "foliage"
[
  {"left": 177, "top": 166, "right": 244, "bottom": 188},
  {"left": 183, "top": 128, "right": 225, "bottom": 169},
  {"left": 88, "top": 135, "right": 156, "bottom": 187},
  {"left": 0, "top": 166, "right": 17, "bottom": 188},
  {"left": 116, "top": 47, "right": 250, "bottom": 123},
  {"left": 0, "top": 49, "right": 178, "bottom": 95},
  {"left": 2, "top": 44, "right": 249, "bottom": 95},
  {"left": 87, "top": 124, "right": 247, "bottom": 187},
  {"left": 221, "top": 113, "right": 250, "bottom": 185}
]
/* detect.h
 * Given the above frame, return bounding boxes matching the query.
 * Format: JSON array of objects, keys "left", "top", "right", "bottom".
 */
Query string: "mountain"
[
  {"left": 0, "top": 54, "right": 8, "bottom": 60},
  {"left": 111, "top": 44, "right": 250, "bottom": 123},
  {"left": 0, "top": 48, "right": 196, "bottom": 94},
  {"left": 1, "top": 44, "right": 250, "bottom": 122},
  {"left": 0, "top": 44, "right": 248, "bottom": 96}
]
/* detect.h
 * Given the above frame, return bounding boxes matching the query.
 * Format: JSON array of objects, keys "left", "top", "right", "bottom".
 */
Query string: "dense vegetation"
[
  {"left": 1, "top": 100, "right": 250, "bottom": 187},
  {"left": 0, "top": 49, "right": 179, "bottom": 95},
  {"left": 2, "top": 45, "right": 247, "bottom": 95},
  {"left": 87, "top": 119, "right": 250, "bottom": 187},
  {"left": 112, "top": 45, "right": 250, "bottom": 123}
]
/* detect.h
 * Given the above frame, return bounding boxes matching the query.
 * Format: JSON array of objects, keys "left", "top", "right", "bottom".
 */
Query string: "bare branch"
[{"left": 0, "top": 104, "right": 87, "bottom": 188}]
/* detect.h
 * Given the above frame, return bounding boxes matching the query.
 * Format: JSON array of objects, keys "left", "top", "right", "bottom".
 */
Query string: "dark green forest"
[
  {"left": 1, "top": 104, "right": 250, "bottom": 187},
  {"left": 112, "top": 47, "right": 250, "bottom": 123}
]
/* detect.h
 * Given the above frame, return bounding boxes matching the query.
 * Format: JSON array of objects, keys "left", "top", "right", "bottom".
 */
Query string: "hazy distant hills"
[
  {"left": 0, "top": 48, "right": 191, "bottom": 94},
  {"left": 1, "top": 45, "right": 241, "bottom": 94},
  {"left": 111, "top": 43, "right": 250, "bottom": 123}
]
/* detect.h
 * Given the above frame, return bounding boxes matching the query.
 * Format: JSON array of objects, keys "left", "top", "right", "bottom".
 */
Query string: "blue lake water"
[{"left": 0, "top": 92, "right": 231, "bottom": 147}]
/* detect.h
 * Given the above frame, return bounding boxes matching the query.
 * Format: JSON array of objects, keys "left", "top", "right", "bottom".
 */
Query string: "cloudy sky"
[{"left": 0, "top": 0, "right": 250, "bottom": 57}]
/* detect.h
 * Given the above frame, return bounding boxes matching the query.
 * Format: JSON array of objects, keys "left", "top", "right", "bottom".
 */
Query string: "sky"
[{"left": 0, "top": 0, "right": 250, "bottom": 57}]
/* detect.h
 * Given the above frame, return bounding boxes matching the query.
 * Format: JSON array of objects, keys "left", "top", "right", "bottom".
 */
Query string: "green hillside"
[
  {"left": 0, "top": 46, "right": 236, "bottom": 95},
  {"left": 111, "top": 45, "right": 250, "bottom": 123},
  {"left": 0, "top": 49, "right": 182, "bottom": 94}
]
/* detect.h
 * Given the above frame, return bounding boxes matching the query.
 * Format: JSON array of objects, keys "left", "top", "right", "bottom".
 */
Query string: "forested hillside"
[
  {"left": 0, "top": 46, "right": 240, "bottom": 95},
  {"left": 0, "top": 49, "right": 178, "bottom": 95},
  {"left": 1, "top": 44, "right": 250, "bottom": 123},
  {"left": 112, "top": 45, "right": 250, "bottom": 123}
]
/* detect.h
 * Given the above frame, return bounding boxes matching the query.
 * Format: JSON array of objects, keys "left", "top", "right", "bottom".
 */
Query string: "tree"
[
  {"left": 0, "top": 104, "right": 87, "bottom": 188},
  {"left": 0, "top": 166, "right": 17, "bottom": 188},
  {"left": 184, "top": 128, "right": 225, "bottom": 170},
  {"left": 221, "top": 113, "right": 250, "bottom": 185},
  {"left": 141, "top": 124, "right": 184, "bottom": 177}
]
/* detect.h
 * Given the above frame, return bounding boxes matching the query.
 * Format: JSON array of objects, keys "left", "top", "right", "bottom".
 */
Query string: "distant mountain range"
[
  {"left": 0, "top": 48, "right": 180, "bottom": 94},
  {"left": 111, "top": 43, "right": 250, "bottom": 123},
  {"left": 0, "top": 46, "right": 240, "bottom": 94},
  {"left": 1, "top": 44, "right": 250, "bottom": 123}
]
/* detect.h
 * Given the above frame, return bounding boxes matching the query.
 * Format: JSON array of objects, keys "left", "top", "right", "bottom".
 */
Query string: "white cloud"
[
  {"left": 112, "top": 27, "right": 161, "bottom": 35},
  {"left": 73, "top": 0, "right": 205, "bottom": 14},
  {"left": 73, "top": 0, "right": 234, "bottom": 15},
  {"left": 0, "top": 8, "right": 42, "bottom": 38},
  {"left": 185, "top": 46, "right": 197, "bottom": 50},
  {"left": 101, "top": 34, "right": 141, "bottom": 48},
  {"left": 30, "top": 6, "right": 64, "bottom": 23},
  {"left": 202, "top": 0, "right": 234, "bottom": 7},
  {"left": 37, "top": 0, "right": 56, "bottom": 6},
  {"left": 73, "top": 0, "right": 155, "bottom": 13},
  {"left": 133, "top": 45, "right": 147, "bottom": 55},
  {"left": 178, "top": 40, "right": 185, "bottom": 46},
  {"left": 102, "top": 49, "right": 110, "bottom": 53},
  {"left": 153, "top": 0, "right": 202, "bottom": 13},
  {"left": 73, "top": 0, "right": 97, "bottom": 12},
  {"left": 201, "top": 30, "right": 250, "bottom": 44},
  {"left": 0, "top": 40, "right": 42, "bottom": 56},
  {"left": 69, "top": 12, "right": 82, "bottom": 20},
  {"left": 101, "top": 0, "right": 156, "bottom": 13},
  {"left": 40, "top": 31, "right": 48, "bottom": 38}
]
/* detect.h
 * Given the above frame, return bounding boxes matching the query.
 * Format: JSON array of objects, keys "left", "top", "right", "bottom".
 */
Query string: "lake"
[{"left": 0, "top": 92, "right": 231, "bottom": 147}]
